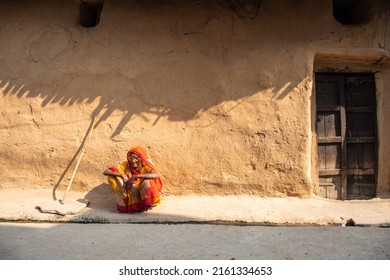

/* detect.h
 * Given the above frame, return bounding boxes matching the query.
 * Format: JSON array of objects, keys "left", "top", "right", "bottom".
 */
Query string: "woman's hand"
[
  {"left": 123, "top": 175, "right": 137, "bottom": 192},
  {"left": 121, "top": 174, "right": 129, "bottom": 183}
]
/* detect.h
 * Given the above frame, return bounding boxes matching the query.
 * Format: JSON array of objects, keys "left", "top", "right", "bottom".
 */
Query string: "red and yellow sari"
[{"left": 107, "top": 146, "right": 163, "bottom": 213}]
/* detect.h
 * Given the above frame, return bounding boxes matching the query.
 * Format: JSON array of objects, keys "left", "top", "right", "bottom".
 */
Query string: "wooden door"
[{"left": 315, "top": 73, "right": 377, "bottom": 200}]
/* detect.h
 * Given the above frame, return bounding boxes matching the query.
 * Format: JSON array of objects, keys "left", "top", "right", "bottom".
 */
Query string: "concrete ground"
[
  {"left": 0, "top": 186, "right": 389, "bottom": 226},
  {"left": 1, "top": 222, "right": 389, "bottom": 260}
]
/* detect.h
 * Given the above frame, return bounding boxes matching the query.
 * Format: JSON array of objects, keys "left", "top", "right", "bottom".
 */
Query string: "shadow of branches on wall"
[{"left": 0, "top": 0, "right": 306, "bottom": 139}]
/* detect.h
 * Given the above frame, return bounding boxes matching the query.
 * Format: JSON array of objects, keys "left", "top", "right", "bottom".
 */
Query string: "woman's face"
[{"left": 127, "top": 153, "right": 142, "bottom": 170}]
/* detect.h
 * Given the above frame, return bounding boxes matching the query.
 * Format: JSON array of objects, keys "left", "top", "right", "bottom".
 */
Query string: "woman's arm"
[
  {"left": 103, "top": 168, "right": 129, "bottom": 182},
  {"left": 133, "top": 169, "right": 159, "bottom": 180}
]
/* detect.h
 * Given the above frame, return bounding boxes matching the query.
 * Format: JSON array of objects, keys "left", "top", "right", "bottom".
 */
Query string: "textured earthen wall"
[{"left": 0, "top": 0, "right": 389, "bottom": 197}]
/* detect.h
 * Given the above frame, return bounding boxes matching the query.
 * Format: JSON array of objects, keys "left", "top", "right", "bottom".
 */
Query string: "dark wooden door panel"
[
  {"left": 317, "top": 112, "right": 341, "bottom": 137},
  {"left": 318, "top": 143, "right": 341, "bottom": 170},
  {"left": 345, "top": 74, "right": 376, "bottom": 199},
  {"left": 319, "top": 176, "right": 340, "bottom": 199},
  {"left": 316, "top": 79, "right": 341, "bottom": 105},
  {"left": 316, "top": 75, "right": 345, "bottom": 199},
  {"left": 347, "top": 175, "right": 375, "bottom": 199},
  {"left": 347, "top": 143, "right": 375, "bottom": 170},
  {"left": 347, "top": 112, "right": 375, "bottom": 137},
  {"left": 346, "top": 76, "right": 375, "bottom": 107}
]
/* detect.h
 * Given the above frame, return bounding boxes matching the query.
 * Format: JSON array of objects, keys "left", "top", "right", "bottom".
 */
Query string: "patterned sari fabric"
[{"left": 107, "top": 146, "right": 163, "bottom": 213}]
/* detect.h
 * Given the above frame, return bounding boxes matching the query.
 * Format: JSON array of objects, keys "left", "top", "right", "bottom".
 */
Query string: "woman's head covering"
[
  {"left": 127, "top": 146, "right": 155, "bottom": 168},
  {"left": 127, "top": 145, "right": 163, "bottom": 193}
]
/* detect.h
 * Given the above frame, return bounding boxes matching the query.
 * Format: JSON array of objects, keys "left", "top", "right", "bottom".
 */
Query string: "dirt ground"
[{"left": 0, "top": 187, "right": 389, "bottom": 226}]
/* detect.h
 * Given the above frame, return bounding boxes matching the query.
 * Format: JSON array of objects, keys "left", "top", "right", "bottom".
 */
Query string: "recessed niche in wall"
[{"left": 332, "top": 0, "right": 371, "bottom": 25}]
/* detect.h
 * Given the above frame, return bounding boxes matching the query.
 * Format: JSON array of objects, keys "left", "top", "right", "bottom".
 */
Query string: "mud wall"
[{"left": 0, "top": 0, "right": 389, "bottom": 197}]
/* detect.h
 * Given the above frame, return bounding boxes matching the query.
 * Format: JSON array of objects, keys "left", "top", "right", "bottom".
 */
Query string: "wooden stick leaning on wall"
[{"left": 61, "top": 116, "right": 96, "bottom": 204}]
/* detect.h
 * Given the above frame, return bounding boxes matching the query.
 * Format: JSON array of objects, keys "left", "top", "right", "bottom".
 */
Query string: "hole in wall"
[
  {"left": 79, "top": 0, "right": 104, "bottom": 28},
  {"left": 332, "top": 0, "right": 371, "bottom": 25}
]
